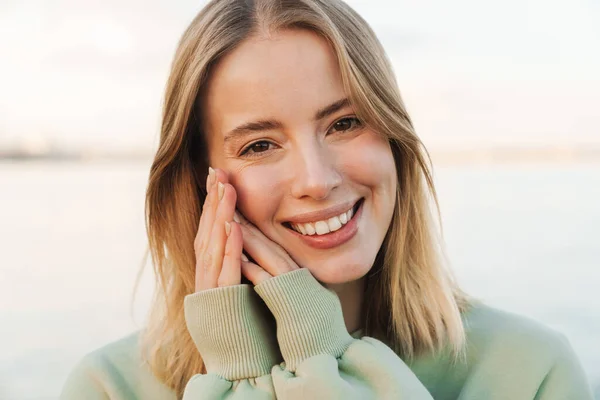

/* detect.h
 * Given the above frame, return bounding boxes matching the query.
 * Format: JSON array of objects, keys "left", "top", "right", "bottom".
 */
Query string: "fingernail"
[
  {"left": 206, "top": 170, "right": 212, "bottom": 190},
  {"left": 241, "top": 253, "right": 249, "bottom": 262},
  {"left": 225, "top": 221, "right": 231, "bottom": 236},
  {"left": 233, "top": 212, "right": 240, "bottom": 223},
  {"left": 207, "top": 167, "right": 215, "bottom": 188},
  {"left": 218, "top": 182, "right": 224, "bottom": 200}
]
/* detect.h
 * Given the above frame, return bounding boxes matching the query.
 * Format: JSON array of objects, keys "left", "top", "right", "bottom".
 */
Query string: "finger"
[
  {"left": 195, "top": 169, "right": 231, "bottom": 291},
  {"left": 202, "top": 183, "right": 237, "bottom": 288},
  {"left": 196, "top": 168, "right": 230, "bottom": 247},
  {"left": 239, "top": 222, "right": 298, "bottom": 277},
  {"left": 235, "top": 210, "right": 291, "bottom": 267},
  {"left": 241, "top": 258, "right": 272, "bottom": 285},
  {"left": 218, "top": 221, "right": 242, "bottom": 287},
  {"left": 233, "top": 210, "right": 245, "bottom": 224},
  {"left": 195, "top": 177, "right": 220, "bottom": 291},
  {"left": 235, "top": 210, "right": 288, "bottom": 264},
  {"left": 211, "top": 168, "right": 230, "bottom": 187},
  {"left": 195, "top": 169, "right": 218, "bottom": 252}
]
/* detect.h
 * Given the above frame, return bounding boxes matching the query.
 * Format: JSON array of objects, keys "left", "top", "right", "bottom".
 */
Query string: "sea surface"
[{"left": 0, "top": 161, "right": 598, "bottom": 399}]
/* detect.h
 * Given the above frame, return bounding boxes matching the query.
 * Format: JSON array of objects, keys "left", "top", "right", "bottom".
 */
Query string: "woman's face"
[{"left": 203, "top": 29, "right": 397, "bottom": 284}]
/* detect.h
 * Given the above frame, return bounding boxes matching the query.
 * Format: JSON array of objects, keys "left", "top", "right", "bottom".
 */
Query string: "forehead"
[{"left": 202, "top": 29, "right": 346, "bottom": 134}]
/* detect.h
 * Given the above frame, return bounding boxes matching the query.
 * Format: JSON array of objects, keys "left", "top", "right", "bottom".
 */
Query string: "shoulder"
[
  {"left": 60, "top": 332, "right": 176, "bottom": 400},
  {"left": 70, "top": 332, "right": 144, "bottom": 381},
  {"left": 457, "top": 302, "right": 592, "bottom": 397},
  {"left": 462, "top": 302, "right": 572, "bottom": 363},
  {"left": 409, "top": 302, "right": 592, "bottom": 398},
  {"left": 80, "top": 331, "right": 141, "bottom": 367}
]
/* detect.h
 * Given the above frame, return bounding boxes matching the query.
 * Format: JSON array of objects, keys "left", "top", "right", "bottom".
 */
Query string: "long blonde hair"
[{"left": 143, "top": 0, "right": 472, "bottom": 397}]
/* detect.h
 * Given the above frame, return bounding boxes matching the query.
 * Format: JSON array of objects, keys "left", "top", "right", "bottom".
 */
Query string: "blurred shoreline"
[
  {"left": 2, "top": 162, "right": 599, "bottom": 398},
  {"left": 2, "top": 145, "right": 600, "bottom": 165}
]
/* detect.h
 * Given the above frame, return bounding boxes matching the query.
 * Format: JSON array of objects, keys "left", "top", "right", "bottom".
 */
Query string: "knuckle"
[
  {"left": 194, "top": 237, "right": 205, "bottom": 254},
  {"left": 271, "top": 242, "right": 292, "bottom": 261},
  {"left": 202, "top": 251, "right": 214, "bottom": 272},
  {"left": 275, "top": 254, "right": 287, "bottom": 268}
]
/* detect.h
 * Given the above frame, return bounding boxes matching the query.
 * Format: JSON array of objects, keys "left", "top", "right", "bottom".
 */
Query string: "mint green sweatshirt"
[{"left": 60, "top": 269, "right": 593, "bottom": 399}]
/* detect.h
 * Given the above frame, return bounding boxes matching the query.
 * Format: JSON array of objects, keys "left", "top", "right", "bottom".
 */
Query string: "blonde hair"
[{"left": 143, "top": 0, "right": 473, "bottom": 397}]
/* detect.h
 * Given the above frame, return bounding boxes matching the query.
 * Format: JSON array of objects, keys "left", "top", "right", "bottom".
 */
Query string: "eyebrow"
[{"left": 223, "top": 97, "right": 351, "bottom": 142}]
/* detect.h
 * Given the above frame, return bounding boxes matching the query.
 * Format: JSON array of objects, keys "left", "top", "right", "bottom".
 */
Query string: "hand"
[
  {"left": 235, "top": 211, "right": 300, "bottom": 285},
  {"left": 193, "top": 167, "right": 243, "bottom": 291}
]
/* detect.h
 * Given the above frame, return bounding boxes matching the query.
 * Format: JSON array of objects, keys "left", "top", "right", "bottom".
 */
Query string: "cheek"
[
  {"left": 230, "top": 167, "right": 281, "bottom": 224},
  {"left": 339, "top": 131, "right": 396, "bottom": 191}
]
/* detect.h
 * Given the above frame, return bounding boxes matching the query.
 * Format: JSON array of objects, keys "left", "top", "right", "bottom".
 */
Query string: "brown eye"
[
  {"left": 329, "top": 117, "right": 362, "bottom": 134},
  {"left": 249, "top": 142, "right": 270, "bottom": 152},
  {"left": 240, "top": 140, "right": 273, "bottom": 156}
]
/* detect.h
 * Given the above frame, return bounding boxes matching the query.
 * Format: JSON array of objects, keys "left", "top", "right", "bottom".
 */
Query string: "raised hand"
[
  {"left": 235, "top": 211, "right": 299, "bottom": 285},
  {"left": 193, "top": 167, "right": 244, "bottom": 291}
]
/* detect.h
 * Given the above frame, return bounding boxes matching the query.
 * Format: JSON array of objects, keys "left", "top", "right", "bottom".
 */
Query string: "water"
[{"left": 0, "top": 161, "right": 598, "bottom": 399}]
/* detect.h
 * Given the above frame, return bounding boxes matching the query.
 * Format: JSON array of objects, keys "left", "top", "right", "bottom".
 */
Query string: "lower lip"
[{"left": 286, "top": 200, "right": 363, "bottom": 250}]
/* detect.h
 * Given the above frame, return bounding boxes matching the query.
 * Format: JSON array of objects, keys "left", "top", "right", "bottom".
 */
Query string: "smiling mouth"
[{"left": 283, "top": 199, "right": 363, "bottom": 236}]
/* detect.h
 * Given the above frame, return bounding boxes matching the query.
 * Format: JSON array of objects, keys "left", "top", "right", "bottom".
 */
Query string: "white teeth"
[
  {"left": 297, "top": 224, "right": 307, "bottom": 235},
  {"left": 315, "top": 221, "right": 330, "bottom": 235},
  {"left": 304, "top": 223, "right": 316, "bottom": 235},
  {"left": 327, "top": 216, "right": 342, "bottom": 232},
  {"left": 346, "top": 207, "right": 354, "bottom": 221},
  {"left": 289, "top": 203, "right": 359, "bottom": 236}
]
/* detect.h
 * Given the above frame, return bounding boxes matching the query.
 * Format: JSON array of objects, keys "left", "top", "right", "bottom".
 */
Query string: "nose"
[{"left": 290, "top": 140, "right": 342, "bottom": 200}]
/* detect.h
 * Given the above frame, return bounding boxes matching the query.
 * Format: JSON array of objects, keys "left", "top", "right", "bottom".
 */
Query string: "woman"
[{"left": 61, "top": 0, "right": 593, "bottom": 399}]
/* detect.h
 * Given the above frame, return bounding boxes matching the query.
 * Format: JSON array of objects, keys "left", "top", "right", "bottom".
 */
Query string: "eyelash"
[{"left": 239, "top": 116, "right": 363, "bottom": 158}]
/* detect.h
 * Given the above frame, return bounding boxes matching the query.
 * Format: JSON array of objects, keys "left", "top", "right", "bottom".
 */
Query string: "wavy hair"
[{"left": 142, "top": 0, "right": 472, "bottom": 397}]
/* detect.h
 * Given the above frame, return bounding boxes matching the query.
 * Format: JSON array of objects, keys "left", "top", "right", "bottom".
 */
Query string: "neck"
[{"left": 326, "top": 277, "right": 366, "bottom": 334}]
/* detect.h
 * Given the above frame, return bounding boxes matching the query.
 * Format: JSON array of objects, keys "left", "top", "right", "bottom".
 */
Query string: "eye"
[
  {"left": 240, "top": 140, "right": 275, "bottom": 157},
  {"left": 328, "top": 116, "right": 362, "bottom": 134}
]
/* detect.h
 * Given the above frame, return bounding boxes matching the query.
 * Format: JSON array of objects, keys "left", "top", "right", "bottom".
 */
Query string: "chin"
[{"left": 301, "top": 256, "right": 374, "bottom": 285}]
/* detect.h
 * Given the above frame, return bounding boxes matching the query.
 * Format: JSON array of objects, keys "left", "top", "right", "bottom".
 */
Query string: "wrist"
[
  {"left": 184, "top": 284, "right": 280, "bottom": 380},
  {"left": 254, "top": 269, "right": 353, "bottom": 372}
]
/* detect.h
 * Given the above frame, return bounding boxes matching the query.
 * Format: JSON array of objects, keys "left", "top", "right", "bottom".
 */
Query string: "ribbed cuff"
[
  {"left": 184, "top": 284, "right": 280, "bottom": 381},
  {"left": 254, "top": 268, "right": 354, "bottom": 372}
]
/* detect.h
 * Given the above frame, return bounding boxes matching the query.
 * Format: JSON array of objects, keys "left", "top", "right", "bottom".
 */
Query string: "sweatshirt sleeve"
[
  {"left": 182, "top": 284, "right": 280, "bottom": 399},
  {"left": 254, "top": 268, "right": 434, "bottom": 399}
]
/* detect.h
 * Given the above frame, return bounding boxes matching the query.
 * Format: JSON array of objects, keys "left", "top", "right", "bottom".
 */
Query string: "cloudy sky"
[{"left": 0, "top": 0, "right": 599, "bottom": 150}]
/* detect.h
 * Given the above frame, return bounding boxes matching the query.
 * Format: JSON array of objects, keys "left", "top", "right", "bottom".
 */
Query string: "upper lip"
[{"left": 283, "top": 199, "right": 360, "bottom": 224}]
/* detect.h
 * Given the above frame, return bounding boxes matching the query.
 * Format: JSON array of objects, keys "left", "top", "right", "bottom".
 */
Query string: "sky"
[{"left": 0, "top": 0, "right": 599, "bottom": 151}]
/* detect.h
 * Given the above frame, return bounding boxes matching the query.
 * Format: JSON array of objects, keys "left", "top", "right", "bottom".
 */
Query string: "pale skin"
[
  {"left": 193, "top": 29, "right": 397, "bottom": 333},
  {"left": 194, "top": 166, "right": 298, "bottom": 290},
  {"left": 194, "top": 166, "right": 365, "bottom": 332}
]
